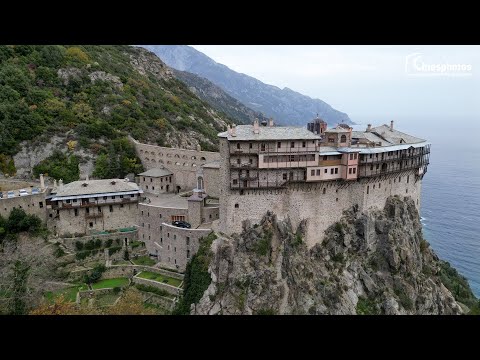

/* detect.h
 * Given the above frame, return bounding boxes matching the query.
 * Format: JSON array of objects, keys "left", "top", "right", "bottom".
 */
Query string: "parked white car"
[
  {"left": 7, "top": 191, "right": 15, "bottom": 198},
  {"left": 19, "top": 189, "right": 28, "bottom": 196},
  {"left": 31, "top": 188, "right": 39, "bottom": 195}
]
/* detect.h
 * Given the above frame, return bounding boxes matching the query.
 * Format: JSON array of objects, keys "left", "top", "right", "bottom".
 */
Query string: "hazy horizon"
[{"left": 190, "top": 45, "right": 480, "bottom": 122}]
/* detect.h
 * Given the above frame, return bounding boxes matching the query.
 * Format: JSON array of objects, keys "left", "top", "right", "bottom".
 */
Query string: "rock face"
[
  {"left": 143, "top": 45, "right": 353, "bottom": 126},
  {"left": 193, "top": 196, "right": 463, "bottom": 315}
]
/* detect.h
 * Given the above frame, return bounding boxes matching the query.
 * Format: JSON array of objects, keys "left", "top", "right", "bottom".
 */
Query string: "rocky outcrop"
[
  {"left": 193, "top": 196, "right": 465, "bottom": 315},
  {"left": 129, "top": 48, "right": 173, "bottom": 80},
  {"left": 88, "top": 71, "right": 123, "bottom": 89},
  {"left": 57, "top": 67, "right": 82, "bottom": 85}
]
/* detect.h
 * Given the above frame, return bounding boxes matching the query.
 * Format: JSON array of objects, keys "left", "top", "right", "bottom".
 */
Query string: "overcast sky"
[{"left": 190, "top": 45, "right": 480, "bottom": 123}]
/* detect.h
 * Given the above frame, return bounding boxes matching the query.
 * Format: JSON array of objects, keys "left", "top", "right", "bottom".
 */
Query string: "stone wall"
[
  {"left": 145, "top": 223, "right": 212, "bottom": 272},
  {"left": 202, "top": 166, "right": 220, "bottom": 198},
  {"left": 220, "top": 166, "right": 422, "bottom": 248},
  {"left": 51, "top": 202, "right": 139, "bottom": 237},
  {"left": 202, "top": 206, "right": 219, "bottom": 223},
  {"left": 59, "top": 230, "right": 137, "bottom": 251},
  {"left": 132, "top": 276, "right": 182, "bottom": 296},
  {"left": 0, "top": 192, "right": 47, "bottom": 222},
  {"left": 131, "top": 137, "right": 220, "bottom": 191},
  {"left": 104, "top": 265, "right": 184, "bottom": 280},
  {"left": 138, "top": 202, "right": 188, "bottom": 243}
]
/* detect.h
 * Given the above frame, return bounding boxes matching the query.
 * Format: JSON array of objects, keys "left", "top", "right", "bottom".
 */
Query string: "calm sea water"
[{"left": 352, "top": 117, "right": 480, "bottom": 297}]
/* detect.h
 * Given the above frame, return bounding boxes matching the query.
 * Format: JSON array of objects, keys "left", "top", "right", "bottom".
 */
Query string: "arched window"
[
  {"left": 197, "top": 176, "right": 204, "bottom": 190},
  {"left": 340, "top": 135, "right": 347, "bottom": 143},
  {"left": 201, "top": 157, "right": 206, "bottom": 161}
]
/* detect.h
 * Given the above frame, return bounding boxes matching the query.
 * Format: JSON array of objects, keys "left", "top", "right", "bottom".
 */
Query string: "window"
[
  {"left": 302, "top": 141, "right": 306, "bottom": 147},
  {"left": 330, "top": 168, "right": 334, "bottom": 174},
  {"left": 86, "top": 207, "right": 90, "bottom": 214},
  {"left": 233, "top": 179, "right": 238, "bottom": 185},
  {"left": 167, "top": 233, "right": 170, "bottom": 238},
  {"left": 103, "top": 196, "right": 107, "bottom": 200},
  {"left": 354, "top": 153, "right": 357, "bottom": 160},
  {"left": 334, "top": 168, "right": 338, "bottom": 174},
  {"left": 109, "top": 205, "right": 113, "bottom": 212},
  {"left": 141, "top": 211, "right": 144, "bottom": 215},
  {"left": 249, "top": 158, "right": 253, "bottom": 164},
  {"left": 150, "top": 178, "right": 152, "bottom": 182},
  {"left": 350, "top": 153, "right": 353, "bottom": 160},
  {"left": 341, "top": 135, "right": 347, "bottom": 143},
  {"left": 186, "top": 237, "right": 190, "bottom": 245},
  {"left": 73, "top": 199, "right": 77, "bottom": 203},
  {"left": 376, "top": 164, "right": 379, "bottom": 169},
  {"left": 131, "top": 194, "right": 134, "bottom": 198},
  {"left": 146, "top": 186, "right": 148, "bottom": 190},
  {"left": 152, "top": 186, "right": 155, "bottom": 190},
  {"left": 120, "top": 195, "right": 123, "bottom": 198},
  {"left": 323, "top": 188, "right": 326, "bottom": 194},
  {"left": 373, "top": 184, "right": 375, "bottom": 189},
  {"left": 353, "top": 168, "right": 356, "bottom": 174},
  {"left": 159, "top": 214, "right": 162, "bottom": 219},
  {"left": 187, "top": 250, "right": 190, "bottom": 259},
  {"left": 277, "top": 142, "right": 281, "bottom": 148},
  {"left": 160, "top": 238, "right": 163, "bottom": 244},
  {"left": 406, "top": 189, "right": 408, "bottom": 194},
  {"left": 148, "top": 224, "right": 150, "bottom": 229},
  {"left": 379, "top": 183, "right": 381, "bottom": 189},
  {"left": 249, "top": 143, "right": 253, "bottom": 149},
  {"left": 143, "top": 177, "right": 145, "bottom": 181},
  {"left": 316, "top": 169, "right": 320, "bottom": 176},
  {"left": 235, "top": 203, "right": 239, "bottom": 208},
  {"left": 111, "top": 196, "right": 116, "bottom": 199},
  {"left": 324, "top": 169, "right": 327, "bottom": 173},
  {"left": 407, "top": 175, "right": 410, "bottom": 183},
  {"left": 290, "top": 155, "right": 295, "bottom": 162},
  {"left": 336, "top": 198, "right": 338, "bottom": 202},
  {"left": 39, "top": 202, "right": 43, "bottom": 208},
  {"left": 173, "top": 234, "right": 176, "bottom": 240},
  {"left": 328, "top": 138, "right": 334, "bottom": 143},
  {"left": 74, "top": 208, "right": 78, "bottom": 216},
  {"left": 237, "top": 143, "right": 240, "bottom": 149},
  {"left": 370, "top": 165, "right": 373, "bottom": 171},
  {"left": 148, "top": 212, "right": 150, "bottom": 217},
  {"left": 323, "top": 156, "right": 327, "bottom": 161},
  {"left": 237, "top": 159, "right": 241, "bottom": 164},
  {"left": 369, "top": 154, "right": 372, "bottom": 159},
  {"left": 283, "top": 173, "right": 287, "bottom": 180},
  {"left": 349, "top": 168, "right": 352, "bottom": 174},
  {"left": 89, "top": 222, "right": 93, "bottom": 228},
  {"left": 399, "top": 176, "right": 401, "bottom": 182},
  {"left": 261, "top": 144, "right": 266, "bottom": 151},
  {"left": 98, "top": 206, "right": 101, "bottom": 213},
  {"left": 66, "top": 199, "right": 71, "bottom": 204},
  {"left": 367, "top": 186, "right": 369, "bottom": 194},
  {"left": 311, "top": 170, "right": 315, "bottom": 176},
  {"left": 291, "top": 141, "right": 295, "bottom": 148}
]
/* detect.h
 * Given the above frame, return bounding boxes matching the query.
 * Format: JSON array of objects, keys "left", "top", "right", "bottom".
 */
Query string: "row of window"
[
  {"left": 264, "top": 154, "right": 316, "bottom": 163},
  {"left": 236, "top": 141, "right": 315, "bottom": 151},
  {"left": 64, "top": 194, "right": 135, "bottom": 204},
  {"left": 3, "top": 201, "right": 44, "bottom": 212},
  {"left": 144, "top": 159, "right": 199, "bottom": 167},
  {"left": 366, "top": 175, "right": 411, "bottom": 194},
  {"left": 143, "top": 176, "right": 172, "bottom": 183},
  {"left": 140, "top": 150, "right": 206, "bottom": 161}
]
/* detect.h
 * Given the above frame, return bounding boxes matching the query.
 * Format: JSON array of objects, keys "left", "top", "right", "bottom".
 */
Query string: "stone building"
[
  {"left": 218, "top": 119, "right": 430, "bottom": 247},
  {"left": 47, "top": 178, "right": 143, "bottom": 237},
  {"left": 138, "top": 168, "right": 174, "bottom": 195}
]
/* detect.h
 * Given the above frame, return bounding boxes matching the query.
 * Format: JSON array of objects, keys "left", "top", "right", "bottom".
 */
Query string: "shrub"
[
  {"left": 75, "top": 241, "right": 84, "bottom": 251},
  {"left": 84, "top": 239, "right": 95, "bottom": 251},
  {"left": 84, "top": 263, "right": 106, "bottom": 284},
  {"left": 356, "top": 297, "right": 378, "bottom": 315},
  {"left": 135, "top": 284, "right": 170, "bottom": 297},
  {"left": 255, "top": 229, "right": 272, "bottom": 256},
  {"left": 113, "top": 287, "right": 121, "bottom": 294},
  {"left": 123, "top": 249, "right": 130, "bottom": 261},
  {"left": 94, "top": 238, "right": 102, "bottom": 249},
  {"left": 75, "top": 250, "right": 90, "bottom": 260},
  {"left": 115, "top": 239, "right": 121, "bottom": 246},
  {"left": 108, "top": 246, "right": 122, "bottom": 256},
  {"left": 105, "top": 239, "right": 113, "bottom": 248},
  {"left": 54, "top": 246, "right": 66, "bottom": 258}
]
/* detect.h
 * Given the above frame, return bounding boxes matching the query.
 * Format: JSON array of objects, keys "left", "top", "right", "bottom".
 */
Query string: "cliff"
[{"left": 188, "top": 196, "right": 475, "bottom": 315}]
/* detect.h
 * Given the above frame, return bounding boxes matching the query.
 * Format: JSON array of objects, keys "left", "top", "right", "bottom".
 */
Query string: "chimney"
[
  {"left": 390, "top": 120, "right": 394, "bottom": 131},
  {"left": 59, "top": 179, "right": 63, "bottom": 190},
  {"left": 253, "top": 119, "right": 259, "bottom": 134},
  {"left": 40, "top": 173, "right": 45, "bottom": 190},
  {"left": 53, "top": 179, "right": 58, "bottom": 189},
  {"left": 227, "top": 124, "right": 232, "bottom": 136},
  {"left": 231, "top": 124, "right": 237, "bottom": 137},
  {"left": 269, "top": 118, "right": 274, "bottom": 127},
  {"left": 366, "top": 124, "right": 372, "bottom": 132}
]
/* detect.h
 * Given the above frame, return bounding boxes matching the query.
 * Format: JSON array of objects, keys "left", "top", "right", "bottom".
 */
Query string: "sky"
[{"left": 190, "top": 45, "right": 480, "bottom": 123}]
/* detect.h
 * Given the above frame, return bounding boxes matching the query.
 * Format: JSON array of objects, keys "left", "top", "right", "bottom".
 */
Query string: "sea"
[{"left": 352, "top": 116, "right": 480, "bottom": 297}]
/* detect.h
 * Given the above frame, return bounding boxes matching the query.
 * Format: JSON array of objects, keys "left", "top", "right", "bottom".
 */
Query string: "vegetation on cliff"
[
  {"left": 173, "top": 232, "right": 216, "bottom": 315},
  {"left": 0, "top": 45, "right": 235, "bottom": 179}
]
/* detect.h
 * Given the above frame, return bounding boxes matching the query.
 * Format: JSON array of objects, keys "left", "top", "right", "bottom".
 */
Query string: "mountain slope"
[
  {"left": 0, "top": 45, "right": 235, "bottom": 180},
  {"left": 172, "top": 69, "right": 268, "bottom": 125},
  {"left": 144, "top": 45, "right": 352, "bottom": 126}
]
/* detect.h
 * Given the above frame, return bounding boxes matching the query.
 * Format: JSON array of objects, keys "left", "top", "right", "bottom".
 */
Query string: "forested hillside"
[{"left": 0, "top": 45, "right": 234, "bottom": 181}]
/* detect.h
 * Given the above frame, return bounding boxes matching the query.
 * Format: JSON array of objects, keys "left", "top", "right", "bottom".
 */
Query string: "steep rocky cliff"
[{"left": 190, "top": 196, "right": 473, "bottom": 315}]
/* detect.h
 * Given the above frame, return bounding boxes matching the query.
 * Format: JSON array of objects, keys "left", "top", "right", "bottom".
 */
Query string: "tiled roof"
[
  {"left": 139, "top": 168, "right": 173, "bottom": 177},
  {"left": 54, "top": 179, "right": 141, "bottom": 197},
  {"left": 218, "top": 125, "right": 321, "bottom": 141}
]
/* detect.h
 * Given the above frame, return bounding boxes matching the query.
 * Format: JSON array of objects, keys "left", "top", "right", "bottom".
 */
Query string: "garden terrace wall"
[
  {"left": 59, "top": 230, "right": 138, "bottom": 251},
  {"left": 132, "top": 276, "right": 182, "bottom": 296}
]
